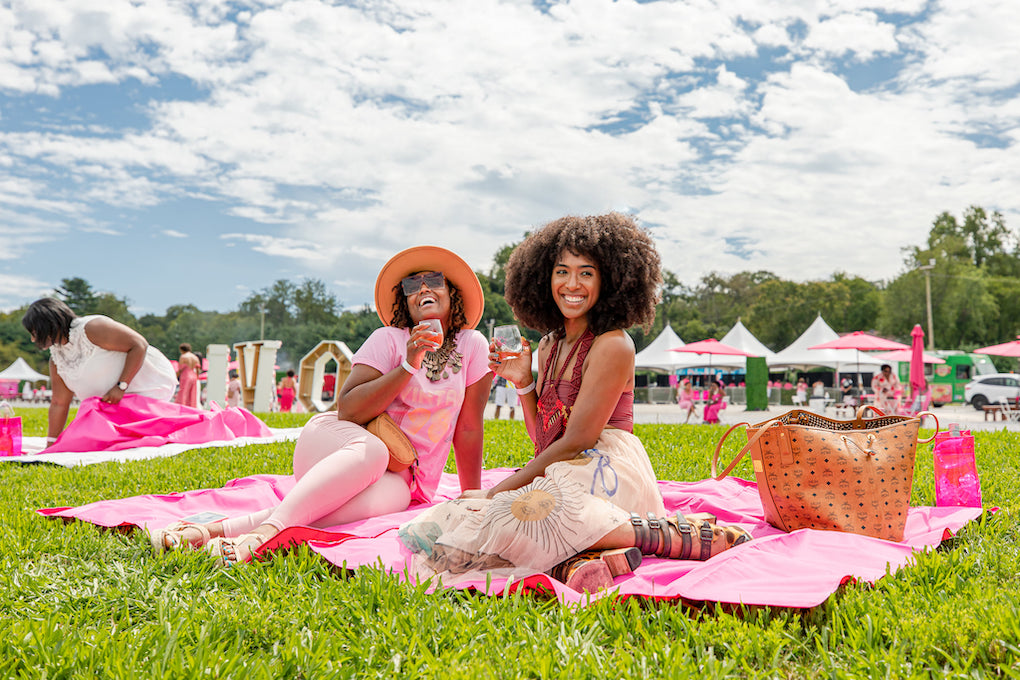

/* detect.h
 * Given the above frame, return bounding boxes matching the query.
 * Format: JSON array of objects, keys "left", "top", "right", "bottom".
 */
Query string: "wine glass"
[
  {"left": 422, "top": 318, "right": 443, "bottom": 349},
  {"left": 493, "top": 325, "right": 523, "bottom": 360}
]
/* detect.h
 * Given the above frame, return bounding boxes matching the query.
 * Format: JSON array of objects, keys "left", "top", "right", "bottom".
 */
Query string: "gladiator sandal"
[
  {"left": 548, "top": 547, "right": 643, "bottom": 594},
  {"left": 630, "top": 512, "right": 750, "bottom": 561}
]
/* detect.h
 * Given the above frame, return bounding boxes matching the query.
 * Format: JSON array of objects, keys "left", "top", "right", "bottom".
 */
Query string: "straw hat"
[{"left": 374, "top": 245, "right": 484, "bottom": 329}]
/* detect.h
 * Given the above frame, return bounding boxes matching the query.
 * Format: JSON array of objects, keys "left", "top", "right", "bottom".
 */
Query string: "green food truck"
[{"left": 896, "top": 351, "right": 996, "bottom": 405}]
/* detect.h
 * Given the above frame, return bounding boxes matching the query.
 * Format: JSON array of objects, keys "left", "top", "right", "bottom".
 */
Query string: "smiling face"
[
  {"left": 405, "top": 271, "right": 451, "bottom": 327},
  {"left": 550, "top": 250, "right": 601, "bottom": 323}
]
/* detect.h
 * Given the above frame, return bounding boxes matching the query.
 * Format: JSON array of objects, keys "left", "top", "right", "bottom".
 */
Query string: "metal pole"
[
  {"left": 259, "top": 304, "right": 266, "bottom": 341},
  {"left": 924, "top": 271, "right": 934, "bottom": 350},
  {"left": 918, "top": 259, "right": 935, "bottom": 350}
]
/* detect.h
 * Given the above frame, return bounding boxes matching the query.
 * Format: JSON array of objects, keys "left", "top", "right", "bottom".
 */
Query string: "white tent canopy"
[
  {"left": 770, "top": 315, "right": 884, "bottom": 372},
  {"left": 0, "top": 357, "right": 49, "bottom": 382},
  {"left": 720, "top": 319, "right": 776, "bottom": 362},
  {"left": 667, "top": 319, "right": 773, "bottom": 371},
  {"left": 634, "top": 325, "right": 688, "bottom": 371}
]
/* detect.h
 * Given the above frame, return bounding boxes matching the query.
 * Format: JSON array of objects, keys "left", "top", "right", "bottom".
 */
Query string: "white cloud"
[
  {"left": 901, "top": 0, "right": 1020, "bottom": 92},
  {"left": 803, "top": 12, "right": 899, "bottom": 61},
  {"left": 0, "top": 0, "right": 1018, "bottom": 316},
  {"left": 0, "top": 273, "right": 53, "bottom": 311},
  {"left": 221, "top": 232, "right": 332, "bottom": 262},
  {"left": 162, "top": 229, "right": 187, "bottom": 238}
]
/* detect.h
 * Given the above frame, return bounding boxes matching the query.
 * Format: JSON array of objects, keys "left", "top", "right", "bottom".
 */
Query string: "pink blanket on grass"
[
  {"left": 39, "top": 469, "right": 983, "bottom": 608},
  {"left": 40, "top": 394, "right": 272, "bottom": 453}
]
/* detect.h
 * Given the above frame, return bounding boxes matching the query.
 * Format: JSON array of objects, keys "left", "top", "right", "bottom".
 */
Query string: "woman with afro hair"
[{"left": 400, "top": 214, "right": 750, "bottom": 593}]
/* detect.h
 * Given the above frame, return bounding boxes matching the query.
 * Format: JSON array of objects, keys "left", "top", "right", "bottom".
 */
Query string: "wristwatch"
[{"left": 116, "top": 381, "right": 129, "bottom": 391}]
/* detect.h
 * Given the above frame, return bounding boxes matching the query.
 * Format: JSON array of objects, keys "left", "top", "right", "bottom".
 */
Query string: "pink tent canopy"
[
  {"left": 810, "top": 332, "right": 910, "bottom": 379},
  {"left": 671, "top": 338, "right": 758, "bottom": 356},
  {"left": 871, "top": 349, "right": 944, "bottom": 364},
  {"left": 808, "top": 331, "right": 910, "bottom": 352},
  {"left": 974, "top": 336, "right": 1020, "bottom": 358},
  {"left": 670, "top": 338, "right": 757, "bottom": 374}
]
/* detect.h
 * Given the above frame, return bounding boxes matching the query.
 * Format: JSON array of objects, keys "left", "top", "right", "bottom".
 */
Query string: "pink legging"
[{"left": 220, "top": 412, "right": 412, "bottom": 538}]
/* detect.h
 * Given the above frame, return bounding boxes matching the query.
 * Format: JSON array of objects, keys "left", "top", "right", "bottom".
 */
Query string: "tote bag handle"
[{"left": 711, "top": 418, "right": 783, "bottom": 480}]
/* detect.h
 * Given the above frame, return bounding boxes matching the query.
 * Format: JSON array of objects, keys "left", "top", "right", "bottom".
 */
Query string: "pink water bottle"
[{"left": 932, "top": 423, "right": 982, "bottom": 507}]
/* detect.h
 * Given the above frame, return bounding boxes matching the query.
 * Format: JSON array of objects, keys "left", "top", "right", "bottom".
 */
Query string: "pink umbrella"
[
  {"left": 669, "top": 339, "right": 758, "bottom": 376},
  {"left": 871, "top": 349, "right": 944, "bottom": 364},
  {"left": 808, "top": 331, "right": 910, "bottom": 352},
  {"left": 974, "top": 336, "right": 1020, "bottom": 357},
  {"left": 809, "top": 331, "right": 910, "bottom": 379},
  {"left": 908, "top": 324, "right": 926, "bottom": 400}
]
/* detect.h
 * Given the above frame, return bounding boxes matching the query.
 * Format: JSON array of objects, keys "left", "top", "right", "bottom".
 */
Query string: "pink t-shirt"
[{"left": 353, "top": 326, "right": 490, "bottom": 502}]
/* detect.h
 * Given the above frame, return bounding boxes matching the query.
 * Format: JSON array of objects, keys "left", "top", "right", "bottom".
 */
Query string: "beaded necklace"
[{"left": 421, "top": 335, "right": 462, "bottom": 382}]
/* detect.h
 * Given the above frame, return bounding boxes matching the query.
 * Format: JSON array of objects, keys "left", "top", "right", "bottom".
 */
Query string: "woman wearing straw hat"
[{"left": 150, "top": 245, "right": 492, "bottom": 564}]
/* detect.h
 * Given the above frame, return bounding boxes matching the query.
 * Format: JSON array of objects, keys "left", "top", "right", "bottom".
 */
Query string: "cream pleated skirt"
[{"left": 399, "top": 428, "right": 666, "bottom": 583}]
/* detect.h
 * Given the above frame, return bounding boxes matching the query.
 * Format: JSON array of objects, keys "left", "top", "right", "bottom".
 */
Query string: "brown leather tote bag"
[{"left": 712, "top": 406, "right": 938, "bottom": 541}]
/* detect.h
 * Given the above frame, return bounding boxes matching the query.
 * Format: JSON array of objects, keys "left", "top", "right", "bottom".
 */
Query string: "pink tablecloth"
[
  {"left": 43, "top": 394, "right": 271, "bottom": 453},
  {"left": 39, "top": 469, "right": 983, "bottom": 607}
]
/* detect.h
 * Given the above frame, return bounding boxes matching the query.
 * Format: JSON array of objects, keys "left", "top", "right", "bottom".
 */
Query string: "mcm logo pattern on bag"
[{"left": 713, "top": 407, "right": 937, "bottom": 542}]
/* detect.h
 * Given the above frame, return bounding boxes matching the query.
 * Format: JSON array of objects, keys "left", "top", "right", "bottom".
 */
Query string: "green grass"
[{"left": 2, "top": 408, "right": 1019, "bottom": 678}]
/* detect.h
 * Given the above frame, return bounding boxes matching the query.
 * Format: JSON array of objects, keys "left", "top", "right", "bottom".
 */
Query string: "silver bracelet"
[
  {"left": 46, "top": 436, "right": 57, "bottom": 443},
  {"left": 400, "top": 358, "right": 418, "bottom": 375},
  {"left": 515, "top": 382, "right": 536, "bottom": 395}
]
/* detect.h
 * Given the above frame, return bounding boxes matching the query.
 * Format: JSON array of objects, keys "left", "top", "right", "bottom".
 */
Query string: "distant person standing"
[
  {"left": 277, "top": 370, "right": 297, "bottom": 412},
  {"left": 492, "top": 375, "right": 517, "bottom": 419},
  {"left": 175, "top": 343, "right": 201, "bottom": 407},
  {"left": 793, "top": 377, "right": 808, "bottom": 406},
  {"left": 870, "top": 364, "right": 900, "bottom": 413},
  {"left": 226, "top": 369, "right": 242, "bottom": 408}
]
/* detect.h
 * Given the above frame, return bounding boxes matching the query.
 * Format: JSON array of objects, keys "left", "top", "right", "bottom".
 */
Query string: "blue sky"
[{"left": 1, "top": 0, "right": 1018, "bottom": 317}]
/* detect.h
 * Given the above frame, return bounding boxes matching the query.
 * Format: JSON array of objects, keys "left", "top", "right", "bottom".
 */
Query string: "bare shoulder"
[
  {"left": 81, "top": 315, "right": 119, "bottom": 339},
  {"left": 536, "top": 332, "right": 556, "bottom": 358},
  {"left": 591, "top": 329, "right": 635, "bottom": 356}
]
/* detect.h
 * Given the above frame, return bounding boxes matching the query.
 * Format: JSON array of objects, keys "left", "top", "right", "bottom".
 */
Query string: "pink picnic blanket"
[
  {"left": 38, "top": 469, "right": 982, "bottom": 608},
  {"left": 42, "top": 394, "right": 271, "bottom": 453}
]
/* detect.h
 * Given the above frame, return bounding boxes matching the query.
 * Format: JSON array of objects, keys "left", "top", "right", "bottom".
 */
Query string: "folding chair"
[{"left": 997, "top": 398, "right": 1020, "bottom": 423}]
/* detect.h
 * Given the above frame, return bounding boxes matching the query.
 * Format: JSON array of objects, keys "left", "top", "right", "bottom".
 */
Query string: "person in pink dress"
[
  {"left": 702, "top": 380, "right": 726, "bottom": 424},
  {"left": 676, "top": 378, "right": 697, "bottom": 423},
  {"left": 149, "top": 245, "right": 492, "bottom": 565},
  {"left": 225, "top": 369, "right": 242, "bottom": 408},
  {"left": 175, "top": 343, "right": 200, "bottom": 407},
  {"left": 277, "top": 370, "right": 297, "bottom": 412},
  {"left": 870, "top": 364, "right": 901, "bottom": 413}
]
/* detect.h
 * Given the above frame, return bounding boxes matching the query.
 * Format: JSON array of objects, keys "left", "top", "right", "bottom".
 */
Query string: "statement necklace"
[{"left": 422, "top": 336, "right": 462, "bottom": 382}]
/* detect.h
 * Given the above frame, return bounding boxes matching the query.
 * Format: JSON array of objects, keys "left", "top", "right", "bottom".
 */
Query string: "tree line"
[{"left": 1, "top": 206, "right": 1016, "bottom": 375}]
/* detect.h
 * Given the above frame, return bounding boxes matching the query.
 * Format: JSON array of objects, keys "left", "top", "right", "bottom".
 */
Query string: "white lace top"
[{"left": 49, "top": 315, "right": 177, "bottom": 400}]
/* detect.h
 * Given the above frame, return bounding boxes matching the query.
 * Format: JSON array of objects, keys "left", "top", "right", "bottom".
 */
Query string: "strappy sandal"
[
  {"left": 548, "top": 547, "right": 643, "bottom": 593},
  {"left": 630, "top": 512, "right": 750, "bottom": 560},
  {"left": 148, "top": 521, "right": 212, "bottom": 553},
  {"left": 205, "top": 533, "right": 265, "bottom": 566}
]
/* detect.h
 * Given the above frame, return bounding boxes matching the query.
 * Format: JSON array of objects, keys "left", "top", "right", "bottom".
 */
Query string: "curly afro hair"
[{"left": 504, "top": 213, "right": 662, "bottom": 335}]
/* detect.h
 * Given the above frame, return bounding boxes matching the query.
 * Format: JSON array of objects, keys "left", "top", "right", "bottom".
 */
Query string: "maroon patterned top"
[{"left": 534, "top": 328, "right": 634, "bottom": 455}]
